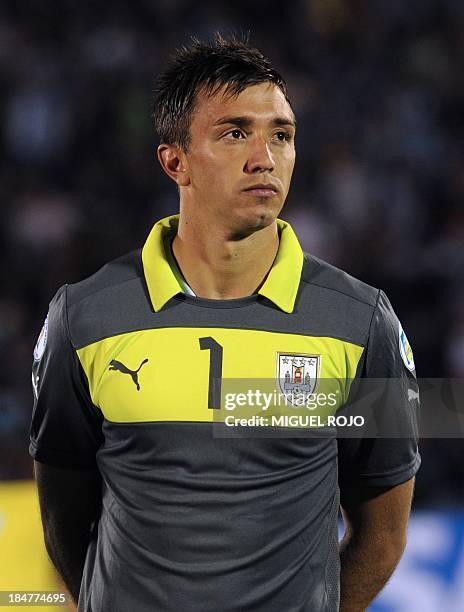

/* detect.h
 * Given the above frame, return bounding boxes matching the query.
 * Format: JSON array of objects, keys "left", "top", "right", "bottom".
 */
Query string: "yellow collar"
[{"left": 142, "top": 214, "right": 303, "bottom": 313}]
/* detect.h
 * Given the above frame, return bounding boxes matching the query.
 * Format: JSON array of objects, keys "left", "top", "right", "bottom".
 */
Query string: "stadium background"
[{"left": 0, "top": 1, "right": 463, "bottom": 610}]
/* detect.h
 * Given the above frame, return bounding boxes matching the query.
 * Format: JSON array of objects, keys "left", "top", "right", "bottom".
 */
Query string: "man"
[{"left": 30, "top": 35, "right": 420, "bottom": 611}]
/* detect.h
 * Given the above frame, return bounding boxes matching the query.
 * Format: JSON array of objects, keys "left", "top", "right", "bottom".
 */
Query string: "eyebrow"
[{"left": 213, "top": 115, "right": 297, "bottom": 128}]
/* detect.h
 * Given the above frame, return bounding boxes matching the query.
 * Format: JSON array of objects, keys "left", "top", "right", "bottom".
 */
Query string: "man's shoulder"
[
  {"left": 64, "top": 249, "right": 148, "bottom": 349},
  {"left": 66, "top": 249, "right": 143, "bottom": 308},
  {"left": 300, "top": 252, "right": 380, "bottom": 308}
]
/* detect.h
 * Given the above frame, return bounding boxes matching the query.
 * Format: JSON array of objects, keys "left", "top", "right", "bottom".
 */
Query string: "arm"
[
  {"left": 34, "top": 461, "right": 102, "bottom": 604},
  {"left": 339, "top": 477, "right": 415, "bottom": 612}
]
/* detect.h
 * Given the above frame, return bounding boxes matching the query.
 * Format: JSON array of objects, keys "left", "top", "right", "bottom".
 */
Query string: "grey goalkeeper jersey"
[{"left": 30, "top": 216, "right": 420, "bottom": 611}]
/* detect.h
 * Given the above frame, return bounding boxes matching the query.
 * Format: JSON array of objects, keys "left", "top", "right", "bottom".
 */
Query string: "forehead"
[{"left": 191, "top": 83, "right": 294, "bottom": 128}]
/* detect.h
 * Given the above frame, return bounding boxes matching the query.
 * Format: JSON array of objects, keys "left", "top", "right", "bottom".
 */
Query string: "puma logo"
[{"left": 109, "top": 358, "right": 149, "bottom": 391}]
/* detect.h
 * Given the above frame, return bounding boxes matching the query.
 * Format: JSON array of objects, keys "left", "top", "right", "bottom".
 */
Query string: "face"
[{"left": 163, "top": 82, "right": 296, "bottom": 236}]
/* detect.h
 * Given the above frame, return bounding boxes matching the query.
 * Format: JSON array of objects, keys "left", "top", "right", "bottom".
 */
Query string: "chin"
[
  {"left": 251, "top": 211, "right": 275, "bottom": 229},
  {"left": 230, "top": 205, "right": 280, "bottom": 239}
]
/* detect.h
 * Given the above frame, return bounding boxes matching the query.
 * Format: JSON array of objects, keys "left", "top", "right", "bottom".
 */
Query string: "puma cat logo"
[{"left": 109, "top": 359, "right": 149, "bottom": 391}]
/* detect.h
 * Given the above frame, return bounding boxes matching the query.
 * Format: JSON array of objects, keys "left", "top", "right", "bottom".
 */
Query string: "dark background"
[{"left": 1, "top": 0, "right": 463, "bottom": 506}]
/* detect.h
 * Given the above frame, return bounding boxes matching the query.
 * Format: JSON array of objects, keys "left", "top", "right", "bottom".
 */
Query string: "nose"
[{"left": 244, "top": 137, "right": 275, "bottom": 174}]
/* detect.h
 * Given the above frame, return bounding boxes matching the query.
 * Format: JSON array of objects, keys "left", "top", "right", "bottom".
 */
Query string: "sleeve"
[
  {"left": 29, "top": 285, "right": 104, "bottom": 469},
  {"left": 337, "top": 290, "right": 421, "bottom": 488}
]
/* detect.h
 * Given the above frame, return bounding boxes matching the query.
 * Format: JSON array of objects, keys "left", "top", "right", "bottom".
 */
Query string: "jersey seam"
[
  {"left": 73, "top": 326, "right": 366, "bottom": 352},
  {"left": 299, "top": 277, "right": 377, "bottom": 309},
  {"left": 63, "top": 283, "right": 73, "bottom": 347},
  {"left": 30, "top": 437, "right": 72, "bottom": 456},
  {"left": 173, "top": 295, "right": 258, "bottom": 309},
  {"left": 64, "top": 284, "right": 104, "bottom": 415},
  {"left": 102, "top": 419, "right": 338, "bottom": 429},
  {"left": 29, "top": 437, "right": 94, "bottom": 462},
  {"left": 323, "top": 479, "right": 340, "bottom": 611},
  {"left": 363, "top": 288, "right": 382, "bottom": 355},
  {"left": 340, "top": 451, "right": 419, "bottom": 480}
]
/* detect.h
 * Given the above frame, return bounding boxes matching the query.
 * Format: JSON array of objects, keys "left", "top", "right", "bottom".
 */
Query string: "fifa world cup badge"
[
  {"left": 34, "top": 315, "right": 49, "bottom": 362},
  {"left": 398, "top": 322, "right": 415, "bottom": 372}
]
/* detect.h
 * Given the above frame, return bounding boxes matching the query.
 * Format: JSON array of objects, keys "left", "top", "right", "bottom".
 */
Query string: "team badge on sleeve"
[
  {"left": 33, "top": 315, "right": 49, "bottom": 362},
  {"left": 398, "top": 322, "right": 415, "bottom": 372}
]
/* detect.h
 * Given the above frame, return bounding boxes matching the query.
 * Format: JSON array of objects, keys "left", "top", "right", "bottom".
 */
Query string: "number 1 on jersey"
[{"left": 199, "top": 337, "right": 223, "bottom": 410}]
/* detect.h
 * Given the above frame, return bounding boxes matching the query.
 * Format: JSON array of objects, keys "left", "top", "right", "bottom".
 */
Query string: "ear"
[{"left": 157, "top": 144, "right": 190, "bottom": 187}]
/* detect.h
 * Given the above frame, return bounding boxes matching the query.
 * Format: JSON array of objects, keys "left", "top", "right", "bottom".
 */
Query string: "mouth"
[{"left": 242, "top": 183, "right": 279, "bottom": 197}]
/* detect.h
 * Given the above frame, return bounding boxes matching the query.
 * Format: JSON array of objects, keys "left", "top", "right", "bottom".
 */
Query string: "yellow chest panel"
[{"left": 77, "top": 327, "right": 364, "bottom": 423}]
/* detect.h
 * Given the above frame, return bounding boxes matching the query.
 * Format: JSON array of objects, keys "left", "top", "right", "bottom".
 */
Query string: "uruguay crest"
[{"left": 277, "top": 353, "right": 321, "bottom": 404}]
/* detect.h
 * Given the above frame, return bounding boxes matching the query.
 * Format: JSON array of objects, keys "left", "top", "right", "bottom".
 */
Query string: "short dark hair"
[{"left": 152, "top": 34, "right": 291, "bottom": 151}]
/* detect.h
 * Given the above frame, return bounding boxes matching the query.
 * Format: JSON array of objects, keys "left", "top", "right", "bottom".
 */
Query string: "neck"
[{"left": 172, "top": 214, "right": 280, "bottom": 300}]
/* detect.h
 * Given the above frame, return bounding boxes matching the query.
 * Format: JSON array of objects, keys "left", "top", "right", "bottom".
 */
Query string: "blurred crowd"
[{"left": 0, "top": 0, "right": 463, "bottom": 505}]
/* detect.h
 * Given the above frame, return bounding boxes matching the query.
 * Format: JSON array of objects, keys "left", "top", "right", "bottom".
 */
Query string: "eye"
[
  {"left": 275, "top": 131, "right": 289, "bottom": 141},
  {"left": 225, "top": 129, "right": 245, "bottom": 139}
]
